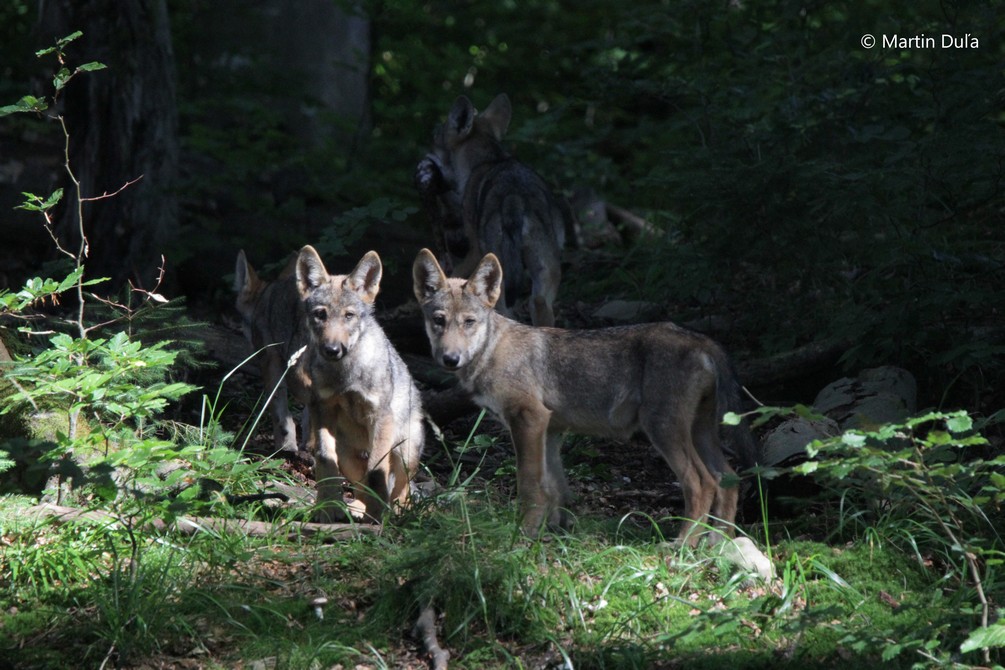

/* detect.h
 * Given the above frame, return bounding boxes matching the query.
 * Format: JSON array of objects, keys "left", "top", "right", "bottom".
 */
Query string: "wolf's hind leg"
[
  {"left": 642, "top": 410, "right": 718, "bottom": 547},
  {"left": 692, "top": 396, "right": 738, "bottom": 539},
  {"left": 544, "top": 429, "right": 572, "bottom": 528}
]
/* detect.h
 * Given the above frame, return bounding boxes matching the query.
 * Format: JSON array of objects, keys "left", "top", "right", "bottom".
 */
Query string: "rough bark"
[
  {"left": 39, "top": 0, "right": 179, "bottom": 293},
  {"left": 176, "top": 0, "right": 371, "bottom": 149}
]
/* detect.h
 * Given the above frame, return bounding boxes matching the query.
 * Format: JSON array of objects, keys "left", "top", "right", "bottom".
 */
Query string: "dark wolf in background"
[
  {"left": 418, "top": 93, "right": 569, "bottom": 327},
  {"left": 234, "top": 250, "right": 312, "bottom": 456},
  {"left": 414, "top": 123, "right": 468, "bottom": 275},
  {"left": 413, "top": 248, "right": 757, "bottom": 546},
  {"left": 296, "top": 246, "right": 424, "bottom": 521}
]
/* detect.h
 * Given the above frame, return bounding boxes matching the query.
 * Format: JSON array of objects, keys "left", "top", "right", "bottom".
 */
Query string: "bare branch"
[
  {"left": 413, "top": 604, "right": 450, "bottom": 670},
  {"left": 79, "top": 175, "right": 144, "bottom": 203},
  {"left": 27, "top": 503, "right": 382, "bottom": 542}
]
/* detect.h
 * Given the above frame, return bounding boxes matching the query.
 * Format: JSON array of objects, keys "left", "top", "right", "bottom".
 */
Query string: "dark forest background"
[{"left": 3, "top": 0, "right": 1003, "bottom": 415}]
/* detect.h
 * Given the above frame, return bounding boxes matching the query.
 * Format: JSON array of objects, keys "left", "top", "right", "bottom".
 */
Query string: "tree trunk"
[
  {"left": 39, "top": 0, "right": 179, "bottom": 293},
  {"left": 174, "top": 0, "right": 372, "bottom": 152}
]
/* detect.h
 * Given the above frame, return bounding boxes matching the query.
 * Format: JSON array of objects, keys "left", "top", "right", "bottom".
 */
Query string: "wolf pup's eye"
[
  {"left": 432, "top": 314, "right": 446, "bottom": 328},
  {"left": 463, "top": 317, "right": 476, "bottom": 328},
  {"left": 312, "top": 307, "right": 328, "bottom": 322},
  {"left": 344, "top": 311, "right": 355, "bottom": 321}
]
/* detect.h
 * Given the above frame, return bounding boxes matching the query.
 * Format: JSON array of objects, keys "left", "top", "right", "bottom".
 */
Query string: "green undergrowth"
[{"left": 2, "top": 467, "right": 998, "bottom": 669}]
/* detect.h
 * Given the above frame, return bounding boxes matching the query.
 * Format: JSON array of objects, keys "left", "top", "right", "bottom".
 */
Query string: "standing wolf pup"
[
  {"left": 234, "top": 250, "right": 312, "bottom": 456},
  {"left": 296, "top": 246, "right": 424, "bottom": 522},
  {"left": 413, "top": 249, "right": 756, "bottom": 546},
  {"left": 428, "top": 93, "right": 569, "bottom": 327}
]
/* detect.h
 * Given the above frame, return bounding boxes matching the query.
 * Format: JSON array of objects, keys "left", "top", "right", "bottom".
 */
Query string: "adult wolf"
[
  {"left": 414, "top": 123, "right": 467, "bottom": 275},
  {"left": 413, "top": 248, "right": 756, "bottom": 546},
  {"left": 234, "top": 250, "right": 311, "bottom": 456},
  {"left": 430, "top": 93, "right": 568, "bottom": 327},
  {"left": 296, "top": 246, "right": 425, "bottom": 522}
]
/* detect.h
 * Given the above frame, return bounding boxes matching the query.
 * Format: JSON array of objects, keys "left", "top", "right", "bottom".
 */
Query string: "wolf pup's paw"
[
  {"left": 549, "top": 507, "right": 574, "bottom": 532},
  {"left": 311, "top": 507, "right": 345, "bottom": 524},
  {"left": 414, "top": 155, "right": 446, "bottom": 195}
]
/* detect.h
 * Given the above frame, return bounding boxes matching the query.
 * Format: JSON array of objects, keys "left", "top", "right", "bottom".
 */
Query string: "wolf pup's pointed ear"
[
  {"left": 447, "top": 96, "right": 476, "bottom": 140},
  {"left": 481, "top": 93, "right": 512, "bottom": 141},
  {"left": 296, "top": 245, "right": 327, "bottom": 298},
  {"left": 234, "top": 249, "right": 257, "bottom": 294},
  {"left": 466, "top": 253, "right": 503, "bottom": 308},
  {"left": 346, "top": 251, "right": 382, "bottom": 304},
  {"left": 413, "top": 248, "right": 447, "bottom": 304}
]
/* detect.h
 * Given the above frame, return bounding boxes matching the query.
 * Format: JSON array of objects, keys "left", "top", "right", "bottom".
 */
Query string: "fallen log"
[
  {"left": 422, "top": 385, "right": 478, "bottom": 429},
  {"left": 26, "top": 503, "right": 380, "bottom": 542},
  {"left": 736, "top": 337, "right": 853, "bottom": 390}
]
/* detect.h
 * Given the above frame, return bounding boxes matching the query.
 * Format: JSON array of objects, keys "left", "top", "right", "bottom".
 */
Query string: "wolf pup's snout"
[
  {"left": 441, "top": 352, "right": 461, "bottom": 369},
  {"left": 322, "top": 342, "right": 346, "bottom": 360}
]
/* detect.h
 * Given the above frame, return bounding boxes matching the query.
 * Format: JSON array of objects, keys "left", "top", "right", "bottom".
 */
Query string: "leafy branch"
[{"left": 793, "top": 411, "right": 1004, "bottom": 664}]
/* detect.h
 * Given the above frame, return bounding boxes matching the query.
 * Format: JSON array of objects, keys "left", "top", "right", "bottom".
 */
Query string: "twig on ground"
[
  {"left": 413, "top": 603, "right": 450, "bottom": 670},
  {"left": 27, "top": 503, "right": 380, "bottom": 542}
]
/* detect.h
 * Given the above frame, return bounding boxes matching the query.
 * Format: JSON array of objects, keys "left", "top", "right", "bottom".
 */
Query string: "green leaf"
[
  {"left": 946, "top": 413, "right": 973, "bottom": 434},
  {"left": 56, "top": 31, "right": 83, "bottom": 48},
  {"left": 54, "top": 265, "right": 85, "bottom": 294},
  {"left": 881, "top": 643, "right": 903, "bottom": 661},
  {"left": 43, "top": 189, "right": 64, "bottom": 208},
  {"left": 793, "top": 461, "right": 819, "bottom": 475},
  {"left": 76, "top": 61, "right": 107, "bottom": 73},
  {"left": 0, "top": 95, "right": 49, "bottom": 117},
  {"left": 53, "top": 66, "right": 72, "bottom": 92},
  {"left": 793, "top": 404, "right": 825, "bottom": 420},
  {"left": 841, "top": 432, "right": 866, "bottom": 448},
  {"left": 960, "top": 620, "right": 1005, "bottom": 652},
  {"left": 722, "top": 411, "right": 741, "bottom": 426},
  {"left": 16, "top": 189, "right": 62, "bottom": 213}
]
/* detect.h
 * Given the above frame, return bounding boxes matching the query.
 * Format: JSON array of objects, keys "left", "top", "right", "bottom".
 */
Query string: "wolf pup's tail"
[
  {"left": 715, "top": 358, "right": 759, "bottom": 473},
  {"left": 498, "top": 195, "right": 526, "bottom": 309}
]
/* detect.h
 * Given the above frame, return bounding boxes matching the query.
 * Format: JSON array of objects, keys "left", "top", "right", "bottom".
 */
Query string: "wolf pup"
[
  {"left": 434, "top": 93, "right": 569, "bottom": 327},
  {"left": 413, "top": 249, "right": 757, "bottom": 546},
  {"left": 234, "top": 250, "right": 312, "bottom": 456},
  {"left": 296, "top": 246, "right": 424, "bottom": 522}
]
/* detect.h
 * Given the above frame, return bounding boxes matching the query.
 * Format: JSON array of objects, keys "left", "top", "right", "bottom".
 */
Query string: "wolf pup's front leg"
[
  {"left": 310, "top": 405, "right": 347, "bottom": 523},
  {"left": 507, "top": 406, "right": 573, "bottom": 535}
]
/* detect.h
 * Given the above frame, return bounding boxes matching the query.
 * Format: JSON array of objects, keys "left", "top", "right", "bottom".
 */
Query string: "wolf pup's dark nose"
[
  {"left": 441, "top": 352, "right": 461, "bottom": 369},
  {"left": 323, "top": 342, "right": 346, "bottom": 360}
]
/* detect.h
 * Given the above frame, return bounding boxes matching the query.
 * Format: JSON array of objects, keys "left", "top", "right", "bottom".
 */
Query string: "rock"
[
  {"left": 569, "top": 186, "right": 619, "bottom": 248},
  {"left": 762, "top": 416, "right": 840, "bottom": 466},
  {"left": 716, "top": 536, "right": 775, "bottom": 581},
  {"left": 592, "top": 300, "right": 660, "bottom": 322},
  {"left": 814, "top": 366, "right": 917, "bottom": 430},
  {"left": 682, "top": 313, "right": 733, "bottom": 337}
]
